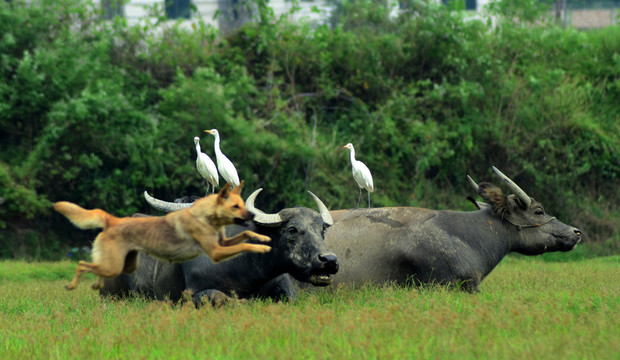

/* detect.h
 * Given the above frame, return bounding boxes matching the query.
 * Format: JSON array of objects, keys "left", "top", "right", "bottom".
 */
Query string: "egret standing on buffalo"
[
  {"left": 343, "top": 143, "right": 374, "bottom": 208},
  {"left": 193, "top": 136, "right": 219, "bottom": 195},
  {"left": 204, "top": 129, "right": 240, "bottom": 188}
]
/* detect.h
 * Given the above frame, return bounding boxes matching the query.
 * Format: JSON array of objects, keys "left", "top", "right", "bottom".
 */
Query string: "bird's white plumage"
[
  {"left": 194, "top": 136, "right": 219, "bottom": 194},
  {"left": 345, "top": 143, "right": 374, "bottom": 192},
  {"left": 352, "top": 160, "right": 374, "bottom": 192},
  {"left": 204, "top": 129, "right": 240, "bottom": 188},
  {"left": 344, "top": 143, "right": 374, "bottom": 208}
]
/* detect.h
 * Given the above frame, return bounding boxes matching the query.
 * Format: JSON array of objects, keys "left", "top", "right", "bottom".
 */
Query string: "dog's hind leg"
[
  {"left": 65, "top": 257, "right": 127, "bottom": 290},
  {"left": 94, "top": 276, "right": 105, "bottom": 290},
  {"left": 65, "top": 236, "right": 129, "bottom": 290},
  {"left": 86, "top": 256, "right": 127, "bottom": 290},
  {"left": 89, "top": 242, "right": 131, "bottom": 290},
  {"left": 65, "top": 261, "right": 95, "bottom": 290}
]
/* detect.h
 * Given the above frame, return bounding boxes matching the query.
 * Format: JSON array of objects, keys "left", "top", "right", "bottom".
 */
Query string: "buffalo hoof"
[{"left": 193, "top": 289, "right": 245, "bottom": 308}]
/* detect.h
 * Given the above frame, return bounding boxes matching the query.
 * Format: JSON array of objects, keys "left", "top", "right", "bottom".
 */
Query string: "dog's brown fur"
[{"left": 54, "top": 182, "right": 271, "bottom": 291}]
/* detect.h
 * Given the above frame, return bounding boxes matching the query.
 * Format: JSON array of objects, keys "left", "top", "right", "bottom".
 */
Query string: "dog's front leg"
[
  {"left": 193, "top": 231, "right": 271, "bottom": 263},
  {"left": 181, "top": 218, "right": 271, "bottom": 262},
  {"left": 218, "top": 231, "right": 271, "bottom": 247},
  {"left": 210, "top": 243, "right": 272, "bottom": 263}
]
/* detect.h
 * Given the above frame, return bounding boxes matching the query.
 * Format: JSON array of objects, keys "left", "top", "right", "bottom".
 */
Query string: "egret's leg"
[
  {"left": 356, "top": 188, "right": 362, "bottom": 209},
  {"left": 201, "top": 179, "right": 208, "bottom": 196},
  {"left": 367, "top": 190, "right": 371, "bottom": 208}
]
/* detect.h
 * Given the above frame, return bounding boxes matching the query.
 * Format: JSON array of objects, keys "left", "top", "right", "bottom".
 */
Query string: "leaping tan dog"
[{"left": 54, "top": 181, "right": 271, "bottom": 290}]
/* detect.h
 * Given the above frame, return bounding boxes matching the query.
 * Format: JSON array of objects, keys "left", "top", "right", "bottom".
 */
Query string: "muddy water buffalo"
[
  {"left": 324, "top": 167, "right": 582, "bottom": 292},
  {"left": 100, "top": 189, "right": 339, "bottom": 304}
]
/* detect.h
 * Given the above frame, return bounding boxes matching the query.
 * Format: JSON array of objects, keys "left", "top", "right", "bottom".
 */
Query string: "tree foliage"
[{"left": 0, "top": 0, "right": 618, "bottom": 259}]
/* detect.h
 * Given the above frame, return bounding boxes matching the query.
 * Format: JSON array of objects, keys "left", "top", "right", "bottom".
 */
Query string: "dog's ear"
[
  {"left": 217, "top": 183, "right": 232, "bottom": 204},
  {"left": 232, "top": 180, "right": 244, "bottom": 195}
]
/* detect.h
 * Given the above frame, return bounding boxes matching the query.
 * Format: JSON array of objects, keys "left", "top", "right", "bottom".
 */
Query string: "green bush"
[{"left": 0, "top": 0, "right": 618, "bottom": 259}]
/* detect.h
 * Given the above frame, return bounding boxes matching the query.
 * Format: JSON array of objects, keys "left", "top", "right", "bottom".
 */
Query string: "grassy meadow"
[{"left": 0, "top": 256, "right": 618, "bottom": 359}]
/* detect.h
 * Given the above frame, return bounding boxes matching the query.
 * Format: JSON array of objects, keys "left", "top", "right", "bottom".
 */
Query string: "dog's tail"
[{"left": 54, "top": 201, "right": 121, "bottom": 230}]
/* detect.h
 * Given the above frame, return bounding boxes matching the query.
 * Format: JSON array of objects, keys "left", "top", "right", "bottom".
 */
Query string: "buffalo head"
[
  {"left": 471, "top": 166, "right": 582, "bottom": 255},
  {"left": 245, "top": 189, "right": 339, "bottom": 286}
]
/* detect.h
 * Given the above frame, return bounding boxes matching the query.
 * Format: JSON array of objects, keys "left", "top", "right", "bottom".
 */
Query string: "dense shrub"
[{"left": 0, "top": 0, "right": 618, "bottom": 259}]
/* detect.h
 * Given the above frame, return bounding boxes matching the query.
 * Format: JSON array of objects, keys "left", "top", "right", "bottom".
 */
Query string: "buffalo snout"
[
  {"left": 307, "top": 252, "right": 339, "bottom": 286},
  {"left": 573, "top": 228, "right": 582, "bottom": 242},
  {"left": 570, "top": 227, "right": 583, "bottom": 249},
  {"left": 317, "top": 253, "right": 339, "bottom": 273},
  {"left": 553, "top": 226, "right": 582, "bottom": 252},
  {"left": 567, "top": 227, "right": 582, "bottom": 245}
]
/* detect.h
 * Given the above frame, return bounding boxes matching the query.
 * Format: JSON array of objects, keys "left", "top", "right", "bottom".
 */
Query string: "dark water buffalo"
[
  {"left": 100, "top": 189, "right": 339, "bottom": 304},
  {"left": 324, "top": 167, "right": 582, "bottom": 292}
]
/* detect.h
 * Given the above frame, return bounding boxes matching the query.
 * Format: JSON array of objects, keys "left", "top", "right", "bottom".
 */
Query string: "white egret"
[
  {"left": 343, "top": 143, "right": 374, "bottom": 208},
  {"left": 194, "top": 136, "right": 219, "bottom": 195},
  {"left": 204, "top": 129, "right": 240, "bottom": 188}
]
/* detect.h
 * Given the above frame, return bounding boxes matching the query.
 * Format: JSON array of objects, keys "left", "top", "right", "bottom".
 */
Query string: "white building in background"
[
  {"left": 101, "top": 0, "right": 617, "bottom": 33},
  {"left": 102, "top": 0, "right": 333, "bottom": 33},
  {"left": 102, "top": 0, "right": 495, "bottom": 32}
]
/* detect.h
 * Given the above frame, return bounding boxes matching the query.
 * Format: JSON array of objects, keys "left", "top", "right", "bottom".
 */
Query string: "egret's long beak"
[{"left": 204, "top": 130, "right": 214, "bottom": 134}]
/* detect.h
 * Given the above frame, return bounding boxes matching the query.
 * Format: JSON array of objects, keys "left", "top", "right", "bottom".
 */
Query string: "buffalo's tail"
[{"left": 54, "top": 201, "right": 120, "bottom": 230}]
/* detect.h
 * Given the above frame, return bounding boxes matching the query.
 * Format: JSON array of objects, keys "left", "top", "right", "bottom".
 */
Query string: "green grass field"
[{"left": 1, "top": 256, "right": 618, "bottom": 359}]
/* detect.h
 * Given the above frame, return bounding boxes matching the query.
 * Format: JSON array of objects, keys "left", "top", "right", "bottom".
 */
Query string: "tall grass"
[{"left": 1, "top": 257, "right": 618, "bottom": 359}]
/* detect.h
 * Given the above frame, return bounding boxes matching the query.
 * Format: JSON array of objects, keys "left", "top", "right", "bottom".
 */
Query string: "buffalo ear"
[
  {"left": 504, "top": 194, "right": 525, "bottom": 212},
  {"left": 217, "top": 183, "right": 232, "bottom": 204},
  {"left": 477, "top": 182, "right": 508, "bottom": 217}
]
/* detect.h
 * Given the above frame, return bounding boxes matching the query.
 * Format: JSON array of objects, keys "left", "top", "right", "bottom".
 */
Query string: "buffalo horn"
[
  {"left": 143, "top": 191, "right": 193, "bottom": 212},
  {"left": 466, "top": 175, "right": 480, "bottom": 192},
  {"left": 245, "top": 188, "right": 283, "bottom": 225},
  {"left": 308, "top": 191, "right": 334, "bottom": 226},
  {"left": 491, "top": 166, "right": 532, "bottom": 208}
]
